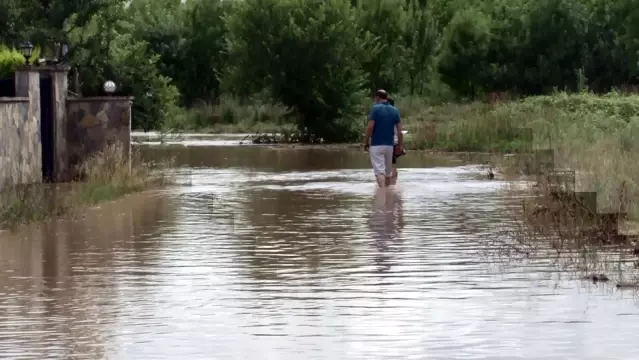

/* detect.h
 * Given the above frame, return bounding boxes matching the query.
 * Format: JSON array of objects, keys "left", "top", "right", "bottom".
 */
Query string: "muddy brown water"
[{"left": 2, "top": 140, "right": 639, "bottom": 359}]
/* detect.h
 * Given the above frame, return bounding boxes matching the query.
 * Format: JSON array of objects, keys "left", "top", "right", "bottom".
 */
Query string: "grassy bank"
[
  {"left": 400, "top": 92, "right": 639, "bottom": 153},
  {"left": 397, "top": 92, "right": 639, "bottom": 283},
  {"left": 0, "top": 144, "right": 173, "bottom": 230},
  {"left": 399, "top": 91, "right": 639, "bottom": 238}
]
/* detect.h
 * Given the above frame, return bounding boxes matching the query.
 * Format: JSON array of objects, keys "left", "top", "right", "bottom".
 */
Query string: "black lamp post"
[
  {"left": 54, "top": 42, "right": 61, "bottom": 61},
  {"left": 61, "top": 43, "right": 69, "bottom": 63},
  {"left": 19, "top": 41, "right": 34, "bottom": 65},
  {"left": 53, "top": 42, "right": 69, "bottom": 64}
]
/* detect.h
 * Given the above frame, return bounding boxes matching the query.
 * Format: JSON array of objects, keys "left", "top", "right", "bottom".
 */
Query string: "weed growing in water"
[{"left": 0, "top": 143, "right": 174, "bottom": 230}]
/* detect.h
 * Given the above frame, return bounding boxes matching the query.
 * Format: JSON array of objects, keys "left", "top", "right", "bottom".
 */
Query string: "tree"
[
  {"left": 68, "top": 2, "right": 180, "bottom": 130},
  {"left": 401, "top": 0, "right": 439, "bottom": 95},
  {"left": 355, "top": 0, "right": 406, "bottom": 93},
  {"left": 223, "top": 0, "right": 372, "bottom": 142},
  {"left": 438, "top": 8, "right": 493, "bottom": 98}
]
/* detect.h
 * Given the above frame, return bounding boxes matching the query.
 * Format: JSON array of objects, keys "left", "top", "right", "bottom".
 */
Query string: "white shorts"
[{"left": 369, "top": 145, "right": 394, "bottom": 177}]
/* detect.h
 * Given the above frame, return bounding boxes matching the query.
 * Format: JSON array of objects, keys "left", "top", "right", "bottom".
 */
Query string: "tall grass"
[
  {"left": 402, "top": 91, "right": 639, "bottom": 228},
  {"left": 482, "top": 184, "right": 638, "bottom": 286},
  {"left": 401, "top": 98, "right": 542, "bottom": 152},
  {"left": 403, "top": 91, "right": 639, "bottom": 151},
  {"left": 0, "top": 144, "right": 173, "bottom": 230},
  {"left": 161, "top": 94, "right": 294, "bottom": 134}
]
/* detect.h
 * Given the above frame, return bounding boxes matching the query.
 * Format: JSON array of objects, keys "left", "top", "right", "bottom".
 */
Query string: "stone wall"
[
  {"left": 0, "top": 100, "right": 30, "bottom": 186},
  {"left": 65, "top": 98, "right": 132, "bottom": 180},
  {"left": 0, "top": 65, "right": 133, "bottom": 185},
  {"left": 0, "top": 70, "right": 42, "bottom": 186}
]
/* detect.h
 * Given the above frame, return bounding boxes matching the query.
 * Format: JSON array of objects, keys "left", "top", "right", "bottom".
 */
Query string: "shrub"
[{"left": 0, "top": 45, "right": 41, "bottom": 78}]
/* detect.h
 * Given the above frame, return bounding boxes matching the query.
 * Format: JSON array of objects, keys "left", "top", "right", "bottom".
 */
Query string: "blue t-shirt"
[{"left": 369, "top": 102, "right": 400, "bottom": 146}]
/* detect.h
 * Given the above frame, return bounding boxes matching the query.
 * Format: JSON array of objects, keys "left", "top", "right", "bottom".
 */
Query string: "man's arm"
[
  {"left": 365, "top": 120, "right": 375, "bottom": 147},
  {"left": 364, "top": 107, "right": 376, "bottom": 149}
]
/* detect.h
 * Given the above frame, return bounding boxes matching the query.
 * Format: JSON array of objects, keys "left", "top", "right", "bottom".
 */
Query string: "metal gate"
[
  {"left": 0, "top": 76, "right": 15, "bottom": 97},
  {"left": 40, "top": 75, "right": 55, "bottom": 182}
]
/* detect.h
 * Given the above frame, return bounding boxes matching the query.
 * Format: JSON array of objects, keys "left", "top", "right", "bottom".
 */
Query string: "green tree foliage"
[
  {"left": 401, "top": 0, "right": 439, "bottom": 95},
  {"left": 581, "top": 0, "right": 638, "bottom": 92},
  {"left": 67, "top": 1, "right": 179, "bottom": 131},
  {"left": 0, "top": 0, "right": 24, "bottom": 45},
  {"left": 175, "top": 0, "right": 229, "bottom": 106},
  {"left": 223, "top": 0, "right": 370, "bottom": 142},
  {"left": 520, "top": 0, "right": 588, "bottom": 94},
  {"left": 0, "top": 0, "right": 638, "bottom": 140},
  {"left": 438, "top": 8, "right": 493, "bottom": 99},
  {"left": 354, "top": 0, "right": 406, "bottom": 92}
]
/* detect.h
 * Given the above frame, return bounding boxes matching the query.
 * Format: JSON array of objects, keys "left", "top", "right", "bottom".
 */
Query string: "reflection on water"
[
  {"left": 0, "top": 193, "right": 175, "bottom": 359},
  {"left": 1, "top": 144, "right": 639, "bottom": 359},
  {"left": 369, "top": 189, "right": 405, "bottom": 273}
]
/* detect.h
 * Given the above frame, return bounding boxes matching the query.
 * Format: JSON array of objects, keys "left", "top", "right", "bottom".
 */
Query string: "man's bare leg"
[
  {"left": 383, "top": 148, "right": 393, "bottom": 188},
  {"left": 375, "top": 174, "right": 386, "bottom": 188},
  {"left": 374, "top": 187, "right": 387, "bottom": 207},
  {"left": 391, "top": 167, "right": 398, "bottom": 186}
]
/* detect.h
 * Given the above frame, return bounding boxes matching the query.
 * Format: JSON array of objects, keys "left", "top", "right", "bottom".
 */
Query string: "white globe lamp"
[{"left": 103, "top": 80, "right": 116, "bottom": 95}]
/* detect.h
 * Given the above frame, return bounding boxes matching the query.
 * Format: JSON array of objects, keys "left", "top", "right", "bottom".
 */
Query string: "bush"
[
  {"left": 0, "top": 46, "right": 25, "bottom": 78},
  {"left": 0, "top": 45, "right": 40, "bottom": 78}
]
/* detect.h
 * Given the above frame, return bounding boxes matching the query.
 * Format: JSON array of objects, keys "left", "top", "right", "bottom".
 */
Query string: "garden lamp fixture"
[
  {"left": 55, "top": 42, "right": 69, "bottom": 63},
  {"left": 103, "top": 80, "right": 116, "bottom": 95},
  {"left": 61, "top": 43, "right": 69, "bottom": 61},
  {"left": 54, "top": 42, "right": 61, "bottom": 59},
  {"left": 20, "top": 41, "right": 34, "bottom": 64}
]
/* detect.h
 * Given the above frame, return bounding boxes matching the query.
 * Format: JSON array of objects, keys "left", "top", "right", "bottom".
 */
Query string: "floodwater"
[{"left": 2, "top": 139, "right": 639, "bottom": 360}]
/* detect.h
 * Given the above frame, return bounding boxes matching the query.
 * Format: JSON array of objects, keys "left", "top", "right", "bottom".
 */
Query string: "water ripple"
[{"left": 1, "top": 151, "right": 639, "bottom": 360}]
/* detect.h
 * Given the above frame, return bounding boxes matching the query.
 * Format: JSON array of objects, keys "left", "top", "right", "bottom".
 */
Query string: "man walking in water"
[{"left": 364, "top": 89, "right": 404, "bottom": 188}]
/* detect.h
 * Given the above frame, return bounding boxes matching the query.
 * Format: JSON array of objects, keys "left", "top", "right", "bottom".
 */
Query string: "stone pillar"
[
  {"left": 14, "top": 68, "right": 42, "bottom": 184},
  {"left": 65, "top": 97, "right": 133, "bottom": 179},
  {"left": 50, "top": 66, "right": 70, "bottom": 182}
]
